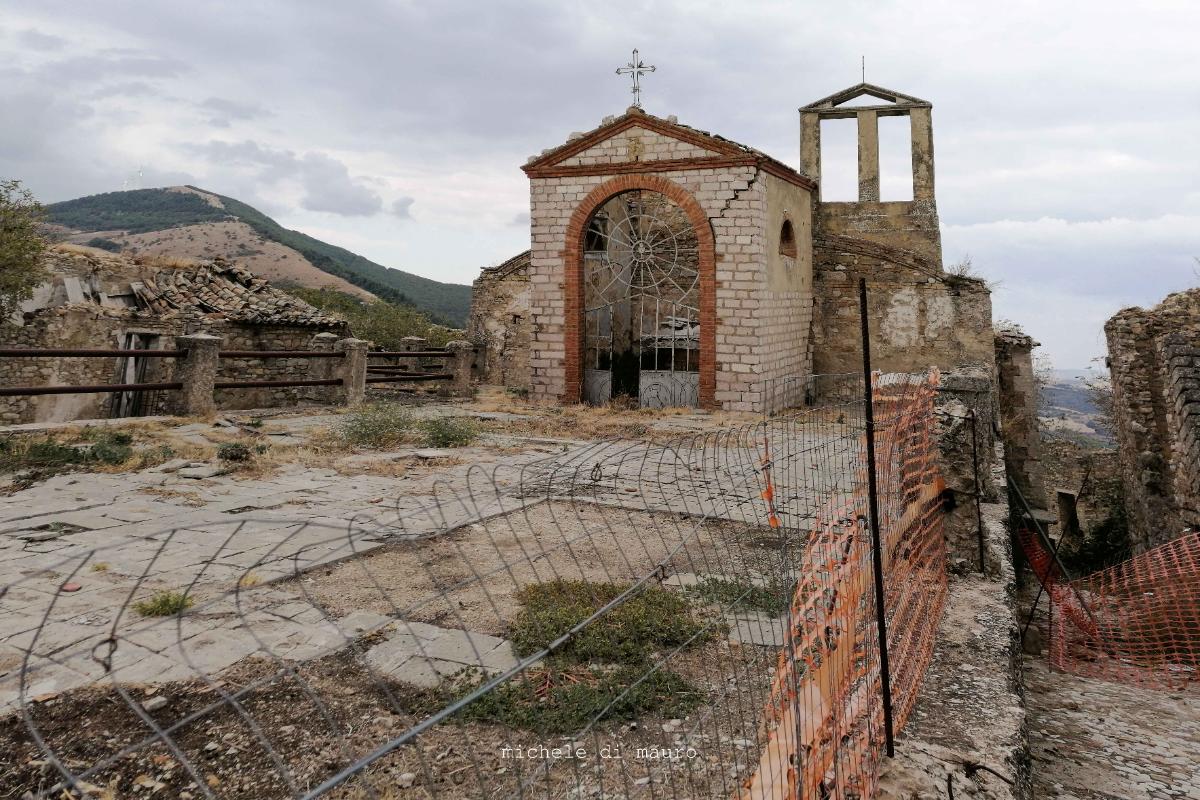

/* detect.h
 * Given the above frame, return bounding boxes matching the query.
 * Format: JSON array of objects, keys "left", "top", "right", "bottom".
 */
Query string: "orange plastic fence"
[
  {"left": 1019, "top": 528, "right": 1200, "bottom": 690},
  {"left": 743, "top": 372, "right": 948, "bottom": 799}
]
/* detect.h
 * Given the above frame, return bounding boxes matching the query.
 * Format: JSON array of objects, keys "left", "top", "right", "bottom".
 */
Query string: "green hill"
[{"left": 45, "top": 187, "right": 473, "bottom": 326}]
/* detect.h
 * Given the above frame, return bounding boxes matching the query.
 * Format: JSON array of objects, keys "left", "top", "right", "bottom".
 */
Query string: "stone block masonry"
[
  {"left": 995, "top": 328, "right": 1048, "bottom": 510},
  {"left": 1106, "top": 288, "right": 1200, "bottom": 550},
  {"left": 518, "top": 106, "right": 821, "bottom": 412}
]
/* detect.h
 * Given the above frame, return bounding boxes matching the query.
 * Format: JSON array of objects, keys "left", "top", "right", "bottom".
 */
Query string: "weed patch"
[
  {"left": 419, "top": 416, "right": 478, "bottom": 448},
  {"left": 687, "top": 576, "right": 791, "bottom": 616},
  {"left": 0, "top": 430, "right": 141, "bottom": 476},
  {"left": 508, "top": 580, "right": 716, "bottom": 665},
  {"left": 452, "top": 664, "right": 702, "bottom": 734},
  {"left": 338, "top": 403, "right": 414, "bottom": 447},
  {"left": 133, "top": 590, "right": 193, "bottom": 617}
]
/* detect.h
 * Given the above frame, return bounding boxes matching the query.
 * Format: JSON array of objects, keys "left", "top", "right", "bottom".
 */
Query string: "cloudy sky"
[{"left": 3, "top": 1, "right": 1198, "bottom": 369}]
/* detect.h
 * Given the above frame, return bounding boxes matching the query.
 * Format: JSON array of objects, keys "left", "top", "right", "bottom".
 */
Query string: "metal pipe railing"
[
  {"left": 0, "top": 382, "right": 184, "bottom": 397},
  {"left": 217, "top": 351, "right": 345, "bottom": 359},
  {"left": 367, "top": 350, "right": 454, "bottom": 358},
  {"left": 365, "top": 374, "right": 451, "bottom": 384},
  {"left": 213, "top": 378, "right": 343, "bottom": 390},
  {"left": 0, "top": 349, "right": 186, "bottom": 358}
]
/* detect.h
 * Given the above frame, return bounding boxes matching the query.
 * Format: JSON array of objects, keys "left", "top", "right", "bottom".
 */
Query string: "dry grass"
[{"left": 138, "top": 486, "right": 206, "bottom": 507}]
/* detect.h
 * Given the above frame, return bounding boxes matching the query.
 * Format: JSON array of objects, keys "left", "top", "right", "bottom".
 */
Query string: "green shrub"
[
  {"left": 419, "top": 416, "right": 478, "bottom": 448},
  {"left": 286, "top": 287, "right": 457, "bottom": 348},
  {"left": 0, "top": 438, "right": 85, "bottom": 471},
  {"left": 454, "top": 664, "right": 702, "bottom": 734},
  {"left": 133, "top": 590, "right": 193, "bottom": 617},
  {"left": 88, "top": 431, "right": 133, "bottom": 465},
  {"left": 217, "top": 442, "right": 253, "bottom": 462},
  {"left": 85, "top": 237, "right": 122, "bottom": 252},
  {"left": 509, "top": 580, "right": 715, "bottom": 665},
  {"left": 339, "top": 402, "right": 414, "bottom": 447}
]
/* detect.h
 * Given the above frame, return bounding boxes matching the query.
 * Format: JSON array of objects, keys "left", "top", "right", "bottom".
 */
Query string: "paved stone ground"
[
  {"left": 1026, "top": 656, "right": 1200, "bottom": 799},
  {"left": 0, "top": 407, "right": 853, "bottom": 713}
]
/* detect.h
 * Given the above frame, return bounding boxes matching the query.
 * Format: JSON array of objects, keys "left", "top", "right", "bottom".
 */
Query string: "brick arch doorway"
[{"left": 562, "top": 175, "right": 716, "bottom": 409}]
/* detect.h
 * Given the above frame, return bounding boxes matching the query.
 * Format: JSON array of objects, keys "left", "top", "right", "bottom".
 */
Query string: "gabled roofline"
[
  {"left": 800, "top": 82, "right": 931, "bottom": 118},
  {"left": 522, "top": 107, "right": 745, "bottom": 173},
  {"left": 522, "top": 107, "right": 815, "bottom": 192}
]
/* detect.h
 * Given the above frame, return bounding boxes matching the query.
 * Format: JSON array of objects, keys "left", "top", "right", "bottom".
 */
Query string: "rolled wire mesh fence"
[
  {"left": 1, "top": 371, "right": 945, "bottom": 799},
  {"left": 1018, "top": 525, "right": 1200, "bottom": 691}
]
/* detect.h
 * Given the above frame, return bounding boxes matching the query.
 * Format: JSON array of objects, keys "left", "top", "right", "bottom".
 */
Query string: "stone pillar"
[
  {"left": 995, "top": 329, "right": 1048, "bottom": 509},
  {"left": 401, "top": 336, "right": 426, "bottom": 374},
  {"left": 445, "top": 340, "right": 475, "bottom": 397},
  {"left": 910, "top": 106, "right": 936, "bottom": 202},
  {"left": 799, "top": 111, "right": 821, "bottom": 196},
  {"left": 334, "top": 338, "right": 368, "bottom": 407},
  {"left": 309, "top": 331, "right": 339, "bottom": 403},
  {"left": 174, "top": 334, "right": 222, "bottom": 416},
  {"left": 856, "top": 109, "right": 880, "bottom": 202}
]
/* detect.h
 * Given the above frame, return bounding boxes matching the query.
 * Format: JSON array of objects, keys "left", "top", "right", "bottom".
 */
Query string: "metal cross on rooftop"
[{"left": 616, "top": 49, "right": 655, "bottom": 108}]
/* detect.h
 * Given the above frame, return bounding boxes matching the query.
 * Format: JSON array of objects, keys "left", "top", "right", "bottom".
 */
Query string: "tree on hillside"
[{"left": 0, "top": 180, "right": 48, "bottom": 320}]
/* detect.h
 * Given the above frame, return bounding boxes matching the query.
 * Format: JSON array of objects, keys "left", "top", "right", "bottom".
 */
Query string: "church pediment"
[{"left": 523, "top": 109, "right": 748, "bottom": 177}]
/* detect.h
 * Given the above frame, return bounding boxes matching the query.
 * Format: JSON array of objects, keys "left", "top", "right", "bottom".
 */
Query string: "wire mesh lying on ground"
[
  {"left": 1, "top": 371, "right": 946, "bottom": 799},
  {"left": 1019, "top": 525, "right": 1200, "bottom": 691}
]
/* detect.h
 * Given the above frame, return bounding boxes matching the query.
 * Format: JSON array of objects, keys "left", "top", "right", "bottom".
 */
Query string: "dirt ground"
[
  {"left": 1, "top": 499, "right": 793, "bottom": 799},
  {"left": 296, "top": 501, "right": 794, "bottom": 637},
  {"left": 1, "top": 633, "right": 777, "bottom": 800}
]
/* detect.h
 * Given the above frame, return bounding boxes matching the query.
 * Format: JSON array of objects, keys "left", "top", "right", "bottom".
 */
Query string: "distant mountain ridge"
[{"left": 44, "top": 187, "right": 472, "bottom": 325}]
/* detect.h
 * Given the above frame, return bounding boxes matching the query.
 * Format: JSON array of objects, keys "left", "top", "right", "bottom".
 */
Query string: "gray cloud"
[
  {"left": 200, "top": 97, "right": 267, "bottom": 127},
  {"left": 391, "top": 197, "right": 415, "bottom": 219},
  {"left": 188, "top": 140, "right": 382, "bottom": 216},
  {"left": 17, "top": 29, "right": 66, "bottom": 51},
  {"left": 1, "top": 0, "right": 1197, "bottom": 367},
  {"left": 296, "top": 152, "right": 382, "bottom": 216}
]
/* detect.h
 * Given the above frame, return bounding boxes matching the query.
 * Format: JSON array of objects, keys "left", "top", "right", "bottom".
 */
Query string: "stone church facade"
[{"left": 470, "top": 83, "right": 994, "bottom": 412}]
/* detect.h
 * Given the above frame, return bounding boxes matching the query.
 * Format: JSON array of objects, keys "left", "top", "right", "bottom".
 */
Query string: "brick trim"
[
  {"left": 524, "top": 112, "right": 745, "bottom": 173},
  {"left": 560, "top": 175, "right": 718, "bottom": 409},
  {"left": 528, "top": 153, "right": 817, "bottom": 192}
]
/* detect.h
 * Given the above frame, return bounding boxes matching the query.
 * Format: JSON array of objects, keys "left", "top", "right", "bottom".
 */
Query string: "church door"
[{"left": 581, "top": 189, "right": 700, "bottom": 408}]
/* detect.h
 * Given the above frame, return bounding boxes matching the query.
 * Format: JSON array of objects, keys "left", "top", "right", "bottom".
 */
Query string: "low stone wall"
[
  {"left": 1, "top": 323, "right": 357, "bottom": 424},
  {"left": 0, "top": 309, "right": 177, "bottom": 424}
]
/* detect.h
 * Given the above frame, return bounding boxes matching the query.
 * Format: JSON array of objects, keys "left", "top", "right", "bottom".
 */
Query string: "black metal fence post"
[
  {"left": 969, "top": 408, "right": 987, "bottom": 573},
  {"left": 858, "top": 277, "right": 896, "bottom": 757}
]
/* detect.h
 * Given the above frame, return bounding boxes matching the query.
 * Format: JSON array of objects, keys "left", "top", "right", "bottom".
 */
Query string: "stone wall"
[
  {"left": 210, "top": 325, "right": 339, "bottom": 410},
  {"left": 817, "top": 200, "right": 942, "bottom": 264},
  {"left": 935, "top": 367, "right": 1000, "bottom": 574},
  {"left": 467, "top": 252, "right": 531, "bottom": 391},
  {"left": 1105, "top": 289, "right": 1200, "bottom": 550},
  {"left": 811, "top": 233, "right": 994, "bottom": 380},
  {"left": 995, "top": 328, "right": 1047, "bottom": 509},
  {"left": 1159, "top": 331, "right": 1200, "bottom": 532},
  {"left": 0, "top": 315, "right": 346, "bottom": 423}
]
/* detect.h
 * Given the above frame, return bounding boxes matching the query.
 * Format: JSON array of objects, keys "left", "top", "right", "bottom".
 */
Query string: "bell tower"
[{"left": 799, "top": 84, "right": 941, "bottom": 264}]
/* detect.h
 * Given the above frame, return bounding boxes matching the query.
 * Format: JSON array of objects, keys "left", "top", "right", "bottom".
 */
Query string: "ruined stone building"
[
  {"left": 1, "top": 247, "right": 346, "bottom": 424},
  {"left": 469, "top": 83, "right": 994, "bottom": 411},
  {"left": 1105, "top": 288, "right": 1200, "bottom": 550}
]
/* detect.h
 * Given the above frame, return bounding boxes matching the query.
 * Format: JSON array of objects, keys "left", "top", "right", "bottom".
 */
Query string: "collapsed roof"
[{"left": 19, "top": 248, "right": 344, "bottom": 328}]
